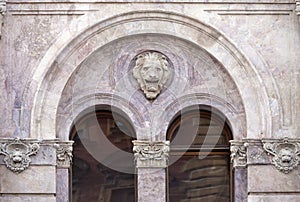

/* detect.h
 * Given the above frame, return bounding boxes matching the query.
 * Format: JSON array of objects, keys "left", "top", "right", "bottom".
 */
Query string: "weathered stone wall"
[{"left": 0, "top": 0, "right": 299, "bottom": 201}]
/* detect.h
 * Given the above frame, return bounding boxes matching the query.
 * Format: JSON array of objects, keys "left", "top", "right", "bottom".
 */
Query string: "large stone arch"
[{"left": 25, "top": 10, "right": 279, "bottom": 140}]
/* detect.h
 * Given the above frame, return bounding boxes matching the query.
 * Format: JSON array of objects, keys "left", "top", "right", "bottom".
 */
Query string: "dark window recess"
[
  {"left": 167, "top": 109, "right": 232, "bottom": 202},
  {"left": 70, "top": 110, "right": 136, "bottom": 202}
]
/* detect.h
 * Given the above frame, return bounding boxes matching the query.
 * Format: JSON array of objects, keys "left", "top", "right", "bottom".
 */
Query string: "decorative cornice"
[
  {"left": 0, "top": 138, "right": 40, "bottom": 173},
  {"left": 262, "top": 137, "right": 300, "bottom": 174},
  {"left": 54, "top": 141, "right": 73, "bottom": 168},
  {"left": 0, "top": 0, "right": 6, "bottom": 39},
  {"left": 296, "top": 0, "right": 300, "bottom": 16},
  {"left": 230, "top": 140, "right": 248, "bottom": 168},
  {"left": 132, "top": 140, "right": 170, "bottom": 168}
]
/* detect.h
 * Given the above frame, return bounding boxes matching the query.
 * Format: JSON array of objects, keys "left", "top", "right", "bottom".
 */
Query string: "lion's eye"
[
  {"left": 156, "top": 68, "right": 162, "bottom": 72},
  {"left": 142, "top": 67, "right": 149, "bottom": 71}
]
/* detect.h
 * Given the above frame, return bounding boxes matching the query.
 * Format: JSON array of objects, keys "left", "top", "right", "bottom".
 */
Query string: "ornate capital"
[
  {"left": 296, "top": 0, "right": 300, "bottom": 16},
  {"left": 230, "top": 140, "right": 248, "bottom": 168},
  {"left": 0, "top": 138, "right": 40, "bottom": 173},
  {"left": 54, "top": 141, "right": 73, "bottom": 168},
  {"left": 0, "top": 0, "right": 6, "bottom": 39},
  {"left": 0, "top": 0, "right": 6, "bottom": 14},
  {"left": 262, "top": 137, "right": 300, "bottom": 174},
  {"left": 132, "top": 140, "right": 170, "bottom": 168}
]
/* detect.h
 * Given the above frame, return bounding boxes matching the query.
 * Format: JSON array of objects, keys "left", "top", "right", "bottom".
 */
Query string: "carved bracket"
[
  {"left": 0, "top": 0, "right": 6, "bottom": 39},
  {"left": 296, "top": 0, "right": 300, "bottom": 16},
  {"left": 230, "top": 140, "right": 248, "bottom": 168},
  {"left": 0, "top": 138, "right": 40, "bottom": 173},
  {"left": 262, "top": 137, "right": 300, "bottom": 174},
  {"left": 132, "top": 140, "right": 170, "bottom": 168},
  {"left": 54, "top": 141, "right": 74, "bottom": 168}
]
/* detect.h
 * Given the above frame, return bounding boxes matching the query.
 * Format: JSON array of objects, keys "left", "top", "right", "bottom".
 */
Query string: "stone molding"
[
  {"left": 132, "top": 140, "right": 170, "bottom": 168},
  {"left": 296, "top": 0, "right": 300, "bottom": 16},
  {"left": 230, "top": 138, "right": 300, "bottom": 173},
  {"left": 0, "top": 0, "right": 6, "bottom": 39},
  {"left": 262, "top": 137, "right": 300, "bottom": 174},
  {"left": 0, "top": 138, "right": 40, "bottom": 173},
  {"left": 54, "top": 141, "right": 74, "bottom": 168},
  {"left": 230, "top": 140, "right": 248, "bottom": 168},
  {"left": 0, "top": 138, "right": 74, "bottom": 172}
]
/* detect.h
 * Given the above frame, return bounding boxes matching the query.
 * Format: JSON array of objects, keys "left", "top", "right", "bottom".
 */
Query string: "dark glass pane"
[
  {"left": 168, "top": 110, "right": 231, "bottom": 148},
  {"left": 169, "top": 155, "right": 230, "bottom": 202},
  {"left": 71, "top": 111, "right": 135, "bottom": 202}
]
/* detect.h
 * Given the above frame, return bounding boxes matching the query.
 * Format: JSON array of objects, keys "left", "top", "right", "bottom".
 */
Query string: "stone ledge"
[
  {"left": 0, "top": 195, "right": 56, "bottom": 202},
  {"left": 248, "top": 194, "right": 300, "bottom": 202}
]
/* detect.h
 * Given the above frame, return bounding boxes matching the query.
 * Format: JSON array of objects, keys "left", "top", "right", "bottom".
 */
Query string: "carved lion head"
[{"left": 133, "top": 52, "right": 170, "bottom": 99}]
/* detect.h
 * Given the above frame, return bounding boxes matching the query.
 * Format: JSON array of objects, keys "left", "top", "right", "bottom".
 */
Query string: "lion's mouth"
[{"left": 145, "top": 80, "right": 159, "bottom": 91}]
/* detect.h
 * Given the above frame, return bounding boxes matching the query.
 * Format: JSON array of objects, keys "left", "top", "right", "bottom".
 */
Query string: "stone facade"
[{"left": 0, "top": 0, "right": 300, "bottom": 201}]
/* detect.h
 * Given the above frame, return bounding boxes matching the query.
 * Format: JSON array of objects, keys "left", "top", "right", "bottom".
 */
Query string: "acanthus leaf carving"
[
  {"left": 0, "top": 138, "right": 40, "bottom": 173},
  {"left": 54, "top": 141, "right": 73, "bottom": 168},
  {"left": 230, "top": 140, "right": 248, "bottom": 168},
  {"left": 132, "top": 140, "right": 170, "bottom": 168},
  {"left": 262, "top": 137, "right": 300, "bottom": 174}
]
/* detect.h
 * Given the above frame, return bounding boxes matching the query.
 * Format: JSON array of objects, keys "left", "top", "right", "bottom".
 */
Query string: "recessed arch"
[
  {"left": 166, "top": 105, "right": 233, "bottom": 201},
  {"left": 69, "top": 107, "right": 137, "bottom": 201},
  {"left": 26, "top": 10, "right": 278, "bottom": 140},
  {"left": 56, "top": 93, "right": 146, "bottom": 141},
  {"left": 161, "top": 94, "right": 245, "bottom": 141}
]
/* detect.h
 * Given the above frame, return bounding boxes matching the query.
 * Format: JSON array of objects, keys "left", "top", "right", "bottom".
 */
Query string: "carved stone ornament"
[
  {"left": 230, "top": 140, "right": 248, "bottom": 168},
  {"left": 0, "top": 0, "right": 6, "bottom": 39},
  {"left": 262, "top": 138, "right": 300, "bottom": 174},
  {"left": 296, "top": 0, "right": 300, "bottom": 16},
  {"left": 0, "top": 138, "right": 40, "bottom": 173},
  {"left": 54, "top": 142, "right": 73, "bottom": 168},
  {"left": 132, "top": 140, "right": 170, "bottom": 168},
  {"left": 133, "top": 51, "right": 170, "bottom": 99}
]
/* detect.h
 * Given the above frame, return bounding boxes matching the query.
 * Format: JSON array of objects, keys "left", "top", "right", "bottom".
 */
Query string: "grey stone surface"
[
  {"left": 138, "top": 169, "right": 166, "bottom": 202},
  {"left": 234, "top": 169, "right": 248, "bottom": 202},
  {"left": 56, "top": 169, "right": 69, "bottom": 202},
  {"left": 248, "top": 165, "right": 300, "bottom": 193},
  {"left": 0, "top": 166, "right": 56, "bottom": 194},
  {"left": 247, "top": 144, "right": 270, "bottom": 165},
  {"left": 248, "top": 195, "right": 300, "bottom": 202},
  {"left": 0, "top": 0, "right": 299, "bottom": 201},
  {"left": 0, "top": 195, "right": 56, "bottom": 202}
]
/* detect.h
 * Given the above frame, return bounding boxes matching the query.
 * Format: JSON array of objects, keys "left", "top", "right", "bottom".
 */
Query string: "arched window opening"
[
  {"left": 167, "top": 107, "right": 233, "bottom": 202},
  {"left": 70, "top": 109, "right": 136, "bottom": 202}
]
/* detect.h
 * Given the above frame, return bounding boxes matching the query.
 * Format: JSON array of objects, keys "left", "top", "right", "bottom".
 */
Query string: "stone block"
[
  {"left": 30, "top": 145, "right": 56, "bottom": 165},
  {"left": 138, "top": 169, "right": 166, "bottom": 202},
  {"left": 0, "top": 166, "right": 56, "bottom": 194},
  {"left": 0, "top": 195, "right": 56, "bottom": 202},
  {"left": 248, "top": 165, "right": 300, "bottom": 193},
  {"left": 248, "top": 194, "right": 300, "bottom": 202},
  {"left": 247, "top": 144, "right": 270, "bottom": 165}
]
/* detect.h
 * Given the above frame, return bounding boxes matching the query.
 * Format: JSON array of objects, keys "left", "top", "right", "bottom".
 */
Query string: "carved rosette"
[
  {"left": 230, "top": 140, "right": 248, "bottom": 168},
  {"left": 132, "top": 140, "right": 170, "bottom": 168},
  {"left": 54, "top": 141, "right": 74, "bottom": 168},
  {"left": 0, "top": 138, "right": 40, "bottom": 173},
  {"left": 262, "top": 138, "right": 300, "bottom": 174}
]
